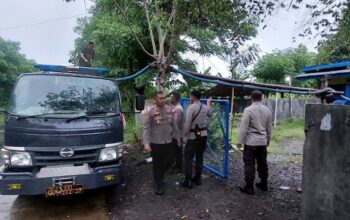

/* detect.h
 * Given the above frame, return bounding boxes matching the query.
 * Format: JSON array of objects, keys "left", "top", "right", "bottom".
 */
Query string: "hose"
[
  {"left": 171, "top": 66, "right": 332, "bottom": 95},
  {"left": 115, "top": 63, "right": 154, "bottom": 81}
]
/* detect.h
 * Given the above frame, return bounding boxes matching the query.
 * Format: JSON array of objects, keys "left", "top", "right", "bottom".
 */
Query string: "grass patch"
[
  {"left": 289, "top": 154, "right": 303, "bottom": 163},
  {"left": 268, "top": 118, "right": 305, "bottom": 154},
  {"left": 0, "top": 111, "right": 4, "bottom": 126},
  {"left": 124, "top": 116, "right": 144, "bottom": 144},
  {"left": 231, "top": 118, "right": 305, "bottom": 154},
  {"left": 0, "top": 115, "right": 4, "bottom": 126},
  {"left": 276, "top": 154, "right": 303, "bottom": 165},
  {"left": 229, "top": 114, "right": 243, "bottom": 146},
  {"left": 124, "top": 116, "right": 136, "bottom": 143}
]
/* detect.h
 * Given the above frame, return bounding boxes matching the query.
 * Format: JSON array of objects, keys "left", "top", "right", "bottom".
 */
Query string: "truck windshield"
[{"left": 9, "top": 74, "right": 120, "bottom": 117}]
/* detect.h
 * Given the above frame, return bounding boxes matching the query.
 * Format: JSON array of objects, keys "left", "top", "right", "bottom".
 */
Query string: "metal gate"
[{"left": 180, "top": 98, "right": 230, "bottom": 179}]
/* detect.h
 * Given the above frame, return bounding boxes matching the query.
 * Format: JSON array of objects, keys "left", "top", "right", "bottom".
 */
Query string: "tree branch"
[
  {"left": 144, "top": 0, "right": 158, "bottom": 57},
  {"left": 112, "top": 0, "right": 154, "bottom": 58},
  {"left": 165, "top": 2, "right": 178, "bottom": 68},
  {"left": 158, "top": 0, "right": 177, "bottom": 63},
  {"left": 154, "top": 1, "right": 163, "bottom": 63},
  {"left": 287, "top": 0, "right": 295, "bottom": 10}
]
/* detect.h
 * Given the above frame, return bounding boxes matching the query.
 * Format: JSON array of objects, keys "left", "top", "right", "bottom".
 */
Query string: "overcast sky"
[{"left": 0, "top": 0, "right": 319, "bottom": 77}]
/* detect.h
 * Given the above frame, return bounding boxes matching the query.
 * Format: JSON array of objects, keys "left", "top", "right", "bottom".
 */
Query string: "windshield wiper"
[
  {"left": 14, "top": 112, "right": 78, "bottom": 120},
  {"left": 66, "top": 111, "right": 120, "bottom": 123}
]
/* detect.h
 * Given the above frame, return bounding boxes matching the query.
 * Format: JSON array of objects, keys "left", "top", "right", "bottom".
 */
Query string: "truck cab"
[{"left": 0, "top": 64, "right": 125, "bottom": 197}]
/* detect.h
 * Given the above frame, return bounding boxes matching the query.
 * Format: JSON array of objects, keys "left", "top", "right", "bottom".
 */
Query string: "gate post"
[{"left": 302, "top": 104, "right": 350, "bottom": 219}]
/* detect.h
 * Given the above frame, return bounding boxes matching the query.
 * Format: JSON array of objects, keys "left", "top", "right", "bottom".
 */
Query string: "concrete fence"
[
  {"left": 233, "top": 98, "right": 320, "bottom": 122},
  {"left": 263, "top": 98, "right": 320, "bottom": 122}
]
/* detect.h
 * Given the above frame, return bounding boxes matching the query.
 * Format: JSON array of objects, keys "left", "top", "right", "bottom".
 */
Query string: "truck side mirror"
[{"left": 135, "top": 94, "right": 145, "bottom": 111}]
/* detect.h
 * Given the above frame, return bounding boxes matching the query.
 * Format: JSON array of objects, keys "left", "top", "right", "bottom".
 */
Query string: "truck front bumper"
[{"left": 0, "top": 162, "right": 123, "bottom": 195}]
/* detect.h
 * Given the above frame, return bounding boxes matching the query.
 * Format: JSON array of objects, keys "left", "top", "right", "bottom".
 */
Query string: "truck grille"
[{"left": 27, "top": 145, "right": 103, "bottom": 166}]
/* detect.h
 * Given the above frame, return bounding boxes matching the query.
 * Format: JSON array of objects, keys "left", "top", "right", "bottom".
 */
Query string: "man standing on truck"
[
  {"left": 79, "top": 41, "right": 96, "bottom": 67},
  {"left": 182, "top": 90, "right": 212, "bottom": 188},
  {"left": 238, "top": 90, "right": 272, "bottom": 195},
  {"left": 170, "top": 92, "right": 184, "bottom": 174},
  {"left": 143, "top": 91, "right": 180, "bottom": 195}
]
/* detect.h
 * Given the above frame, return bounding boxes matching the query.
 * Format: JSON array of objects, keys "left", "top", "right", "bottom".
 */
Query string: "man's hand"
[
  {"left": 267, "top": 141, "right": 270, "bottom": 147},
  {"left": 207, "top": 98, "right": 212, "bottom": 107},
  {"left": 237, "top": 143, "right": 243, "bottom": 151},
  {"left": 177, "top": 139, "right": 181, "bottom": 146},
  {"left": 143, "top": 145, "right": 151, "bottom": 153}
]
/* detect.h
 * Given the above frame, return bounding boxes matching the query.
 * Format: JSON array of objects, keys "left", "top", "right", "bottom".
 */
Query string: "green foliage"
[
  {"left": 230, "top": 44, "right": 259, "bottom": 80},
  {"left": 67, "top": 0, "right": 348, "bottom": 103},
  {"left": 316, "top": 4, "right": 350, "bottom": 64},
  {"left": 0, "top": 36, "right": 36, "bottom": 106},
  {"left": 0, "top": 114, "right": 4, "bottom": 126},
  {"left": 68, "top": 0, "right": 263, "bottom": 107},
  {"left": 69, "top": 1, "right": 164, "bottom": 109},
  {"left": 252, "top": 45, "right": 316, "bottom": 87}
]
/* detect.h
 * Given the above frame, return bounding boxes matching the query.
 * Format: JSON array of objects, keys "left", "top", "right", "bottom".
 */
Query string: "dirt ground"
[{"left": 109, "top": 138, "right": 304, "bottom": 220}]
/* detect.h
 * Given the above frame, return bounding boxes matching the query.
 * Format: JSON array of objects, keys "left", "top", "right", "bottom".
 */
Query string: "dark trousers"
[
  {"left": 173, "top": 139, "right": 183, "bottom": 171},
  {"left": 151, "top": 142, "right": 176, "bottom": 186},
  {"left": 184, "top": 136, "right": 207, "bottom": 178},
  {"left": 243, "top": 145, "right": 268, "bottom": 188}
]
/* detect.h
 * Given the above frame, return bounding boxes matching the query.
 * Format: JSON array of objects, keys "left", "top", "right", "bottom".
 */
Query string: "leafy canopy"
[
  {"left": 316, "top": 3, "right": 350, "bottom": 63},
  {"left": 252, "top": 45, "right": 315, "bottom": 86},
  {"left": 68, "top": 0, "right": 264, "bottom": 101},
  {"left": 0, "top": 36, "right": 36, "bottom": 106}
]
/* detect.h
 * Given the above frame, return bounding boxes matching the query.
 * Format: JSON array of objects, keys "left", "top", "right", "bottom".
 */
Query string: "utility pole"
[
  {"left": 274, "top": 92, "right": 278, "bottom": 127},
  {"left": 230, "top": 88, "right": 235, "bottom": 139},
  {"left": 285, "top": 75, "right": 293, "bottom": 119}
]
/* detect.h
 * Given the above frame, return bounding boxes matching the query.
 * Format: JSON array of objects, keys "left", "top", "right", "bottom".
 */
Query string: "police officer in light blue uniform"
[
  {"left": 143, "top": 91, "right": 180, "bottom": 195},
  {"left": 182, "top": 90, "right": 212, "bottom": 188}
]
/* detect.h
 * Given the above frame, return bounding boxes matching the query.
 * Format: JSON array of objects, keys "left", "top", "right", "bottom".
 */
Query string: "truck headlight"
[
  {"left": 10, "top": 152, "right": 32, "bottom": 166},
  {"left": 106, "top": 142, "right": 123, "bottom": 158},
  {"left": 99, "top": 148, "right": 117, "bottom": 162},
  {"left": 99, "top": 142, "right": 124, "bottom": 162}
]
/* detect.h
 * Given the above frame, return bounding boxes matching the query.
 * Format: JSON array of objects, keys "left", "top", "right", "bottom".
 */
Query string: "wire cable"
[{"left": 0, "top": 13, "right": 88, "bottom": 31}]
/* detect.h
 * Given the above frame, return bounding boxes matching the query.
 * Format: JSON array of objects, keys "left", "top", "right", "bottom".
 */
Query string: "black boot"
[
  {"left": 156, "top": 183, "right": 165, "bottom": 195},
  {"left": 181, "top": 176, "right": 192, "bottom": 189},
  {"left": 256, "top": 181, "right": 268, "bottom": 191},
  {"left": 192, "top": 173, "right": 202, "bottom": 185},
  {"left": 239, "top": 185, "right": 254, "bottom": 195}
]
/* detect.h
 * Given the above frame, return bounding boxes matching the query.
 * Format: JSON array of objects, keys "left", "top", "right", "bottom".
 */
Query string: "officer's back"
[{"left": 184, "top": 101, "right": 212, "bottom": 140}]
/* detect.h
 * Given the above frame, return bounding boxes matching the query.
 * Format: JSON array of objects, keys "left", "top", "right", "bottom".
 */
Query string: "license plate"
[{"left": 46, "top": 184, "right": 84, "bottom": 197}]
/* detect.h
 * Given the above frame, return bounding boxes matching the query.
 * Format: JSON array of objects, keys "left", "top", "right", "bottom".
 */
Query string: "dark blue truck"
[{"left": 0, "top": 65, "right": 128, "bottom": 197}]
